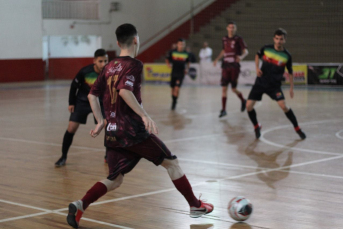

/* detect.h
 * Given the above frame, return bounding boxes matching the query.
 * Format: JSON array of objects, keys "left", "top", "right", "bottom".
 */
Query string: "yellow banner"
[
  {"left": 143, "top": 64, "right": 171, "bottom": 82},
  {"left": 283, "top": 65, "right": 307, "bottom": 85}
]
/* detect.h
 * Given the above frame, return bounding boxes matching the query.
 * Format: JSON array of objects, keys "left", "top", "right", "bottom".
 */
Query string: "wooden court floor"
[{"left": 0, "top": 81, "right": 342, "bottom": 229}]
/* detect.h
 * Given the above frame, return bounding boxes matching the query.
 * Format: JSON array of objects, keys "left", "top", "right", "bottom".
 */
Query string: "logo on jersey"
[
  {"left": 125, "top": 80, "right": 134, "bottom": 87},
  {"left": 108, "top": 63, "right": 123, "bottom": 74},
  {"left": 110, "top": 112, "right": 116, "bottom": 118},
  {"left": 107, "top": 122, "right": 117, "bottom": 131},
  {"left": 126, "top": 75, "right": 135, "bottom": 81}
]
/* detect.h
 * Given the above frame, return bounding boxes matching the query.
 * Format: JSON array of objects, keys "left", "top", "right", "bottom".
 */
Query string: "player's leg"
[
  {"left": 246, "top": 84, "right": 263, "bottom": 139},
  {"left": 128, "top": 134, "right": 213, "bottom": 217},
  {"left": 219, "top": 68, "right": 229, "bottom": 118},
  {"left": 230, "top": 67, "right": 246, "bottom": 112},
  {"left": 171, "top": 75, "right": 184, "bottom": 110},
  {"left": 55, "top": 121, "right": 80, "bottom": 167},
  {"left": 67, "top": 148, "right": 140, "bottom": 228},
  {"left": 277, "top": 99, "right": 306, "bottom": 139}
]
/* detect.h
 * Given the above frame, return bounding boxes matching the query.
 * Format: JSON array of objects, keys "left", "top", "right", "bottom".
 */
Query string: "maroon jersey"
[
  {"left": 222, "top": 35, "right": 247, "bottom": 68},
  {"left": 90, "top": 56, "right": 149, "bottom": 148}
]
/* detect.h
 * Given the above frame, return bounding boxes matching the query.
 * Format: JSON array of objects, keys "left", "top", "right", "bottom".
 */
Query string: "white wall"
[
  {"left": 0, "top": 0, "right": 42, "bottom": 59},
  {"left": 0, "top": 0, "right": 214, "bottom": 59}
]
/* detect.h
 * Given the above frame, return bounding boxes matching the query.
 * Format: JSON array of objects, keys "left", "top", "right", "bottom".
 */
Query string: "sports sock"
[
  {"left": 285, "top": 109, "right": 299, "bottom": 129},
  {"left": 172, "top": 175, "right": 200, "bottom": 207},
  {"left": 236, "top": 92, "right": 245, "bottom": 102},
  {"left": 222, "top": 97, "right": 227, "bottom": 111},
  {"left": 81, "top": 182, "right": 107, "bottom": 210},
  {"left": 172, "top": 95, "right": 178, "bottom": 103},
  {"left": 248, "top": 109, "right": 258, "bottom": 127},
  {"left": 62, "top": 130, "right": 75, "bottom": 159}
]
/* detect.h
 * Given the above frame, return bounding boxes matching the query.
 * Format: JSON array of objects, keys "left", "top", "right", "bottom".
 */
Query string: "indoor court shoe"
[
  {"left": 190, "top": 200, "right": 214, "bottom": 218},
  {"left": 296, "top": 129, "right": 306, "bottom": 139},
  {"left": 241, "top": 99, "right": 246, "bottom": 112},
  {"left": 67, "top": 200, "right": 84, "bottom": 228},
  {"left": 55, "top": 157, "right": 66, "bottom": 167},
  {"left": 254, "top": 124, "right": 262, "bottom": 139},
  {"left": 219, "top": 110, "right": 227, "bottom": 118}
]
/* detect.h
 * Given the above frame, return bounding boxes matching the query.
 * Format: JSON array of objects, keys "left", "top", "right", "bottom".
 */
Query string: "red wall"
[
  {"left": 48, "top": 57, "right": 93, "bottom": 80},
  {"left": 0, "top": 59, "right": 45, "bottom": 83},
  {"left": 137, "top": 0, "right": 237, "bottom": 63}
]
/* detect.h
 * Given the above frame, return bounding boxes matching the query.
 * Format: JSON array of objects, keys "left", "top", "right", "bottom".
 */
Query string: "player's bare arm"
[
  {"left": 236, "top": 48, "right": 249, "bottom": 62},
  {"left": 88, "top": 94, "right": 105, "bottom": 137},
  {"left": 213, "top": 50, "right": 224, "bottom": 66},
  {"left": 68, "top": 105, "right": 75, "bottom": 113},
  {"left": 255, "top": 54, "right": 263, "bottom": 77},
  {"left": 165, "top": 59, "right": 172, "bottom": 68},
  {"left": 185, "top": 62, "right": 190, "bottom": 74},
  {"left": 289, "top": 73, "right": 294, "bottom": 98},
  {"left": 119, "top": 89, "right": 158, "bottom": 134}
]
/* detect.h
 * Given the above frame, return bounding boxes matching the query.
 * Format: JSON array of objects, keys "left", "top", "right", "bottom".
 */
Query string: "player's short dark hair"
[
  {"left": 274, "top": 28, "right": 287, "bottom": 37},
  {"left": 94, "top": 49, "right": 107, "bottom": 58},
  {"left": 228, "top": 21, "right": 236, "bottom": 26},
  {"left": 115, "top": 23, "right": 137, "bottom": 46},
  {"left": 178, "top": 38, "right": 185, "bottom": 42}
]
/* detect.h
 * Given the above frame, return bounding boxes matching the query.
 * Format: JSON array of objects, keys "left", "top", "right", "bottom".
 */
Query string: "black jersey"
[
  {"left": 69, "top": 64, "right": 100, "bottom": 105},
  {"left": 256, "top": 44, "right": 293, "bottom": 86},
  {"left": 166, "top": 49, "right": 190, "bottom": 74}
]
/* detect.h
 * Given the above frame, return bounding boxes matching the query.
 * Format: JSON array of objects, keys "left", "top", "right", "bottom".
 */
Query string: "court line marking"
[
  {"left": 335, "top": 130, "right": 343, "bottom": 140},
  {"left": 0, "top": 212, "right": 51, "bottom": 223},
  {"left": 260, "top": 119, "right": 343, "bottom": 156}
]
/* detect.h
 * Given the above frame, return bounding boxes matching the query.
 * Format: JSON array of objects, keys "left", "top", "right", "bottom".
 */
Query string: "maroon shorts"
[
  {"left": 106, "top": 134, "right": 176, "bottom": 180},
  {"left": 221, "top": 67, "right": 240, "bottom": 88}
]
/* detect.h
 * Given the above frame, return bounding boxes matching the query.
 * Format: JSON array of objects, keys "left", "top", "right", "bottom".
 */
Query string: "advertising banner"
[
  {"left": 307, "top": 64, "right": 343, "bottom": 85},
  {"left": 283, "top": 65, "right": 307, "bottom": 85}
]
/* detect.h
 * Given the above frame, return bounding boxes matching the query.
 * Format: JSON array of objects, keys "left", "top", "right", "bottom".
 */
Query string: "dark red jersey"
[
  {"left": 221, "top": 35, "right": 247, "bottom": 68},
  {"left": 90, "top": 56, "right": 149, "bottom": 148}
]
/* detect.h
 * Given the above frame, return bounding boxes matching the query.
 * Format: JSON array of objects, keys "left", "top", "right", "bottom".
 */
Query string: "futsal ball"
[{"left": 228, "top": 196, "right": 253, "bottom": 221}]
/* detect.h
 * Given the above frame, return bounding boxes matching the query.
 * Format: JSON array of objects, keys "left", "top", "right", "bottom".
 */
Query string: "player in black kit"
[
  {"left": 166, "top": 38, "right": 190, "bottom": 110},
  {"left": 246, "top": 28, "right": 306, "bottom": 139},
  {"left": 55, "top": 49, "right": 108, "bottom": 167}
]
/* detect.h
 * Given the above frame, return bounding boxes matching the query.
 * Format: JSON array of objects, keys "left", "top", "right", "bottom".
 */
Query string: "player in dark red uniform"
[
  {"left": 66, "top": 24, "right": 213, "bottom": 228},
  {"left": 55, "top": 49, "right": 108, "bottom": 167},
  {"left": 214, "top": 21, "right": 249, "bottom": 117},
  {"left": 166, "top": 38, "right": 190, "bottom": 110},
  {"left": 246, "top": 28, "right": 306, "bottom": 139}
]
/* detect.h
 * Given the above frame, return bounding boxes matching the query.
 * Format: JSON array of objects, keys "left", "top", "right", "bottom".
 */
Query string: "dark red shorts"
[
  {"left": 221, "top": 67, "right": 240, "bottom": 88},
  {"left": 106, "top": 134, "right": 176, "bottom": 180}
]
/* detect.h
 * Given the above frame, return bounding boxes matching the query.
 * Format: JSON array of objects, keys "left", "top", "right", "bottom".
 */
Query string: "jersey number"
[{"left": 107, "top": 74, "right": 119, "bottom": 104}]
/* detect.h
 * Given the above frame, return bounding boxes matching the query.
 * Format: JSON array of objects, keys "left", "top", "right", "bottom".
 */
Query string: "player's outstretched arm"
[
  {"left": 255, "top": 54, "right": 263, "bottom": 77},
  {"left": 119, "top": 89, "right": 158, "bottom": 134},
  {"left": 88, "top": 94, "right": 105, "bottom": 137},
  {"left": 213, "top": 50, "right": 224, "bottom": 66}
]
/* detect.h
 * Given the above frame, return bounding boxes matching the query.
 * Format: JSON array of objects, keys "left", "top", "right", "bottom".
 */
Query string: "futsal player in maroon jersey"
[
  {"left": 213, "top": 21, "right": 249, "bottom": 118},
  {"left": 66, "top": 24, "right": 213, "bottom": 228}
]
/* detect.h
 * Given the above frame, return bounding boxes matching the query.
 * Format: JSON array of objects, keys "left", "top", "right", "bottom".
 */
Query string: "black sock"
[
  {"left": 172, "top": 95, "right": 177, "bottom": 103},
  {"left": 62, "top": 130, "right": 74, "bottom": 159},
  {"left": 285, "top": 108, "right": 299, "bottom": 128},
  {"left": 248, "top": 109, "right": 258, "bottom": 127}
]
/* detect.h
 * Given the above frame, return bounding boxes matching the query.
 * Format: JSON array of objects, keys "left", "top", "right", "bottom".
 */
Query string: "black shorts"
[
  {"left": 106, "top": 134, "right": 176, "bottom": 180},
  {"left": 170, "top": 73, "right": 185, "bottom": 88},
  {"left": 69, "top": 101, "right": 105, "bottom": 124},
  {"left": 248, "top": 83, "right": 285, "bottom": 101}
]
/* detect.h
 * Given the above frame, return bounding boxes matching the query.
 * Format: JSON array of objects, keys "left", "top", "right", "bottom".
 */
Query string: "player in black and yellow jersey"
[{"left": 55, "top": 49, "right": 108, "bottom": 167}]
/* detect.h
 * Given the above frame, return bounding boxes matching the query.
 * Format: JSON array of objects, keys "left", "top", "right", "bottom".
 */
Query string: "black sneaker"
[
  {"left": 255, "top": 124, "right": 262, "bottom": 139},
  {"left": 171, "top": 101, "right": 177, "bottom": 110},
  {"left": 241, "top": 99, "right": 246, "bottom": 112},
  {"left": 219, "top": 110, "right": 227, "bottom": 118},
  {"left": 55, "top": 157, "right": 66, "bottom": 167},
  {"left": 296, "top": 129, "right": 306, "bottom": 139}
]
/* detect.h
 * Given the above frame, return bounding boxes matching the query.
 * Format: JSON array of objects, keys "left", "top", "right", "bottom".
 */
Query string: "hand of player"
[
  {"left": 235, "top": 56, "right": 241, "bottom": 63},
  {"left": 68, "top": 105, "right": 75, "bottom": 113},
  {"left": 256, "top": 68, "right": 263, "bottom": 77},
  {"left": 290, "top": 87, "right": 294, "bottom": 98},
  {"left": 90, "top": 122, "right": 104, "bottom": 138},
  {"left": 184, "top": 69, "right": 188, "bottom": 74},
  {"left": 213, "top": 60, "right": 217, "bottom": 67},
  {"left": 167, "top": 63, "right": 172, "bottom": 68},
  {"left": 142, "top": 115, "right": 158, "bottom": 134}
]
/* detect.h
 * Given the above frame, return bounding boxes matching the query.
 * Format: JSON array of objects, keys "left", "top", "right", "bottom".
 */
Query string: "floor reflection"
[{"left": 160, "top": 111, "right": 192, "bottom": 130}]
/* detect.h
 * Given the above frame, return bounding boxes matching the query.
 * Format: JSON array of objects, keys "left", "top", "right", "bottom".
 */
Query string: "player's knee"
[
  {"left": 246, "top": 101, "right": 254, "bottom": 111},
  {"left": 161, "top": 158, "right": 179, "bottom": 169},
  {"left": 231, "top": 88, "right": 237, "bottom": 93}
]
